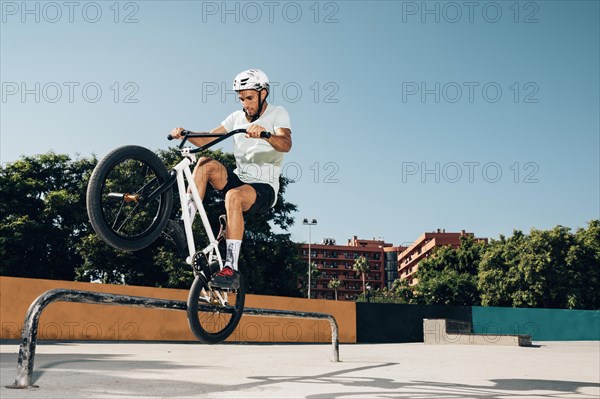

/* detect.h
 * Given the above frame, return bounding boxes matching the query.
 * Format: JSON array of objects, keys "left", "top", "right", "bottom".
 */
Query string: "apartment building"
[
  {"left": 398, "top": 229, "right": 487, "bottom": 285},
  {"left": 298, "top": 230, "right": 487, "bottom": 300},
  {"left": 298, "top": 236, "right": 392, "bottom": 301}
]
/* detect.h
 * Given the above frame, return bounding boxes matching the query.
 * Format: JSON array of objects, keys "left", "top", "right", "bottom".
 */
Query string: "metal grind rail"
[{"left": 7, "top": 288, "right": 340, "bottom": 389}]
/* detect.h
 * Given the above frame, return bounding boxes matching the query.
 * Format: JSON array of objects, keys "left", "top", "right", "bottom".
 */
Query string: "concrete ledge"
[{"left": 424, "top": 318, "right": 532, "bottom": 347}]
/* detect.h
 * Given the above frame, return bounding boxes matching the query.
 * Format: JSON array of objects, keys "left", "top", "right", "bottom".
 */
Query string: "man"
[{"left": 169, "top": 69, "right": 292, "bottom": 289}]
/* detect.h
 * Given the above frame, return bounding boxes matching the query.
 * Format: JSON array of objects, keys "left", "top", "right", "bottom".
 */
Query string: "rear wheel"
[
  {"left": 86, "top": 145, "right": 173, "bottom": 251},
  {"left": 187, "top": 274, "right": 246, "bottom": 344}
]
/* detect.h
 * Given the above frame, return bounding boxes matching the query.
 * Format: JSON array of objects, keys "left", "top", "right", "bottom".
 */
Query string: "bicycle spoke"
[
  {"left": 110, "top": 201, "right": 127, "bottom": 230},
  {"left": 115, "top": 203, "right": 141, "bottom": 233},
  {"left": 101, "top": 158, "right": 164, "bottom": 239}
]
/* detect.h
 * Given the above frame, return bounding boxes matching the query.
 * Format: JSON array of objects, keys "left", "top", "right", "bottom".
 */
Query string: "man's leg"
[
  {"left": 223, "top": 185, "right": 256, "bottom": 269},
  {"left": 210, "top": 185, "right": 256, "bottom": 289},
  {"left": 185, "top": 157, "right": 229, "bottom": 218},
  {"left": 224, "top": 185, "right": 257, "bottom": 240},
  {"left": 192, "top": 157, "right": 228, "bottom": 199}
]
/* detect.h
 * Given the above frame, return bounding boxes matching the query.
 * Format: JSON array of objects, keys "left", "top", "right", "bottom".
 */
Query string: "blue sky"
[{"left": 1, "top": 0, "right": 599, "bottom": 246}]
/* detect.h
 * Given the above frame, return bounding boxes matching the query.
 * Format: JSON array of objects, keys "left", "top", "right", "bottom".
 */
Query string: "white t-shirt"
[{"left": 221, "top": 104, "right": 291, "bottom": 206}]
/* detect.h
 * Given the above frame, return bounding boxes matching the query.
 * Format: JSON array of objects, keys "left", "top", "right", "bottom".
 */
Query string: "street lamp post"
[{"left": 303, "top": 218, "right": 317, "bottom": 299}]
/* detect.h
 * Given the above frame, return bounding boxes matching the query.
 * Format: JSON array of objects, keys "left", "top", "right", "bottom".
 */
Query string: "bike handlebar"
[
  {"left": 167, "top": 129, "right": 271, "bottom": 141},
  {"left": 167, "top": 129, "right": 271, "bottom": 154}
]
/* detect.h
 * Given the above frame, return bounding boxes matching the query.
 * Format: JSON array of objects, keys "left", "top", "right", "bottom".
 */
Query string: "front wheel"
[
  {"left": 86, "top": 145, "right": 173, "bottom": 251},
  {"left": 187, "top": 274, "right": 246, "bottom": 344}
]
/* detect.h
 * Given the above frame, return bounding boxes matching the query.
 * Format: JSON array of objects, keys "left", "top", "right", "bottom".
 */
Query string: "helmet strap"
[{"left": 248, "top": 89, "right": 268, "bottom": 122}]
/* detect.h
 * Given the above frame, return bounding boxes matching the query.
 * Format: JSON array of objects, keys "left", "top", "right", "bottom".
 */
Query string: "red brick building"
[
  {"left": 298, "top": 230, "right": 487, "bottom": 300},
  {"left": 298, "top": 236, "right": 392, "bottom": 301},
  {"left": 398, "top": 229, "right": 487, "bottom": 285}
]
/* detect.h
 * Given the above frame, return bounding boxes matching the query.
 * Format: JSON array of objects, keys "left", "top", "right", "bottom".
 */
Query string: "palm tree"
[
  {"left": 327, "top": 278, "right": 342, "bottom": 301},
  {"left": 307, "top": 262, "right": 319, "bottom": 297},
  {"left": 353, "top": 256, "right": 370, "bottom": 295}
]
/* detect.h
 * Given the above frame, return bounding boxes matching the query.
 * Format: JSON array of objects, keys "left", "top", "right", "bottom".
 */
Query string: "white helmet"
[{"left": 232, "top": 69, "right": 270, "bottom": 92}]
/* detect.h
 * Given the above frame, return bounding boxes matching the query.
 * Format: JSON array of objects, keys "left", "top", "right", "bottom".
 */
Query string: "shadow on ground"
[{"left": 2, "top": 351, "right": 598, "bottom": 398}]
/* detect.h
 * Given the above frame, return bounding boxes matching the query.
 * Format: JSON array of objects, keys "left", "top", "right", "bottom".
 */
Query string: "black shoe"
[
  {"left": 163, "top": 220, "right": 188, "bottom": 257},
  {"left": 209, "top": 267, "right": 240, "bottom": 290}
]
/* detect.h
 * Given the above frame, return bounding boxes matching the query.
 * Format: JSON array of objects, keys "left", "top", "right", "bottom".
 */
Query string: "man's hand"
[
  {"left": 170, "top": 127, "right": 187, "bottom": 140},
  {"left": 245, "top": 124, "right": 268, "bottom": 139}
]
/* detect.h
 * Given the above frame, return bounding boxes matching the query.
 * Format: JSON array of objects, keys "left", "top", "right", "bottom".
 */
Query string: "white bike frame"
[{"left": 172, "top": 147, "right": 224, "bottom": 268}]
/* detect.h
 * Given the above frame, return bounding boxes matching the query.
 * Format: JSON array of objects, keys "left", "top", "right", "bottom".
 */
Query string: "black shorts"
[{"left": 219, "top": 169, "right": 275, "bottom": 215}]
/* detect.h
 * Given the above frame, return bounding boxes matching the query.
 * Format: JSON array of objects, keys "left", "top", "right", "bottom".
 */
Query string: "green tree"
[
  {"left": 570, "top": 220, "right": 600, "bottom": 308},
  {"left": 353, "top": 256, "right": 370, "bottom": 295},
  {"left": 327, "top": 278, "right": 341, "bottom": 301},
  {"left": 76, "top": 234, "right": 175, "bottom": 286},
  {"left": 0, "top": 153, "right": 96, "bottom": 280},
  {"left": 390, "top": 278, "right": 416, "bottom": 304},
  {"left": 415, "top": 235, "right": 485, "bottom": 306},
  {"left": 478, "top": 230, "right": 527, "bottom": 307},
  {"left": 478, "top": 222, "right": 600, "bottom": 310}
]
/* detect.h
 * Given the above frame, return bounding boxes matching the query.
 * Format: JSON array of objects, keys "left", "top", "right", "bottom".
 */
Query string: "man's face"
[{"left": 238, "top": 89, "right": 265, "bottom": 116}]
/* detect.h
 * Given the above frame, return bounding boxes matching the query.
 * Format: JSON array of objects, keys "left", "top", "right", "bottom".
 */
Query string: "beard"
[{"left": 243, "top": 107, "right": 258, "bottom": 122}]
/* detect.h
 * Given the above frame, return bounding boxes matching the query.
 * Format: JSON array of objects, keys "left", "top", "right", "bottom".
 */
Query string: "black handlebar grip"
[{"left": 167, "top": 130, "right": 192, "bottom": 141}]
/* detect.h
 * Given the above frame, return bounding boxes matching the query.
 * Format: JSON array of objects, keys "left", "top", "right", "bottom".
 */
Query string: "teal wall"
[{"left": 472, "top": 306, "right": 600, "bottom": 341}]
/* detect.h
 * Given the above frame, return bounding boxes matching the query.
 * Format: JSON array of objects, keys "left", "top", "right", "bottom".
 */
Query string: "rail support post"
[{"left": 7, "top": 289, "right": 187, "bottom": 389}]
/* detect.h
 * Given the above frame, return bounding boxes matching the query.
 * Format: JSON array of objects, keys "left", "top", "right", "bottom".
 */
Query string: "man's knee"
[
  {"left": 225, "top": 189, "right": 243, "bottom": 208},
  {"left": 195, "top": 157, "right": 225, "bottom": 179},
  {"left": 196, "top": 156, "right": 215, "bottom": 170},
  {"left": 226, "top": 188, "right": 254, "bottom": 211}
]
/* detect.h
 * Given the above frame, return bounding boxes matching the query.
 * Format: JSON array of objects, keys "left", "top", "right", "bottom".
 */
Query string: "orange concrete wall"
[{"left": 0, "top": 277, "right": 356, "bottom": 343}]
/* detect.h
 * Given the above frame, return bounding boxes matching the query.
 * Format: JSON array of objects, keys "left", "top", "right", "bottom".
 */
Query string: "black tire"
[
  {"left": 187, "top": 274, "right": 246, "bottom": 344},
  {"left": 86, "top": 145, "right": 173, "bottom": 251}
]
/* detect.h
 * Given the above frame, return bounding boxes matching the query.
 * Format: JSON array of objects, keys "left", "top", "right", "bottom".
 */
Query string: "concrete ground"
[{"left": 1, "top": 341, "right": 599, "bottom": 398}]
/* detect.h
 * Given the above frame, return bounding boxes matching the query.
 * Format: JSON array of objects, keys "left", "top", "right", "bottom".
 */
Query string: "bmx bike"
[{"left": 86, "top": 129, "right": 270, "bottom": 343}]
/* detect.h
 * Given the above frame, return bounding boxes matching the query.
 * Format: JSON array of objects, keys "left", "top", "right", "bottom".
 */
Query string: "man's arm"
[
  {"left": 246, "top": 126, "right": 292, "bottom": 153},
  {"left": 267, "top": 127, "right": 292, "bottom": 153},
  {"left": 188, "top": 125, "right": 227, "bottom": 147},
  {"left": 170, "top": 125, "right": 227, "bottom": 147}
]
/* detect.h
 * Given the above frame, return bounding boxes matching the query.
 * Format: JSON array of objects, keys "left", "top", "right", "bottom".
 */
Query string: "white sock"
[{"left": 224, "top": 239, "right": 242, "bottom": 271}]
